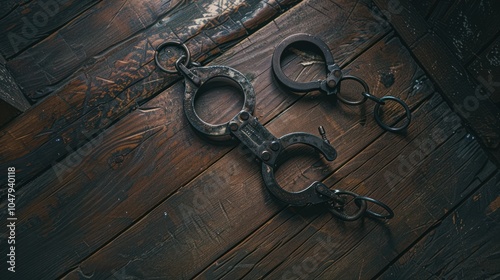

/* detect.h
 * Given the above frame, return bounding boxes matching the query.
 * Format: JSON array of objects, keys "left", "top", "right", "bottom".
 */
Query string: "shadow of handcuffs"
[{"left": 155, "top": 34, "right": 399, "bottom": 222}]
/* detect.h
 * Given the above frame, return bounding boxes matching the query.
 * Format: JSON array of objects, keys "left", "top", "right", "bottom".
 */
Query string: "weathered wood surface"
[
  {"left": 409, "top": 0, "right": 437, "bottom": 18},
  {"left": 0, "top": 0, "right": 398, "bottom": 278},
  {"left": 374, "top": 0, "right": 500, "bottom": 161},
  {"left": 428, "top": 0, "right": 500, "bottom": 64},
  {"left": 380, "top": 171, "right": 500, "bottom": 279},
  {"left": 194, "top": 96, "right": 496, "bottom": 280},
  {"left": 58, "top": 24, "right": 434, "bottom": 280},
  {"left": 5, "top": 0, "right": 175, "bottom": 98},
  {"left": 2, "top": 0, "right": 499, "bottom": 279},
  {"left": 0, "top": 0, "right": 302, "bottom": 187},
  {"left": 0, "top": 59, "right": 29, "bottom": 127},
  {"left": 468, "top": 36, "right": 500, "bottom": 104},
  {"left": 60, "top": 51, "right": 493, "bottom": 279},
  {"left": 0, "top": 0, "right": 101, "bottom": 58}
]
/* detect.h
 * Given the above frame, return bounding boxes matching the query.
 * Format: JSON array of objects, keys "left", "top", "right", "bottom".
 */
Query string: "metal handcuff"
[
  {"left": 272, "top": 34, "right": 412, "bottom": 132},
  {"left": 155, "top": 39, "right": 394, "bottom": 221}
]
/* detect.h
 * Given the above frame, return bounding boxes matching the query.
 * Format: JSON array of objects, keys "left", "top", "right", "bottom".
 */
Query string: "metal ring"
[
  {"left": 327, "top": 190, "right": 367, "bottom": 221},
  {"left": 155, "top": 41, "right": 191, "bottom": 74},
  {"left": 373, "top": 96, "right": 411, "bottom": 132},
  {"left": 183, "top": 66, "right": 256, "bottom": 140},
  {"left": 272, "top": 33, "right": 336, "bottom": 92},
  {"left": 354, "top": 196, "right": 394, "bottom": 219},
  {"left": 261, "top": 133, "right": 337, "bottom": 206},
  {"left": 336, "top": 75, "right": 370, "bottom": 106}
]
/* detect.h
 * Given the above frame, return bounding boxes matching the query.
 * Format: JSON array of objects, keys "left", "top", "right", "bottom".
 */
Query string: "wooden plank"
[
  {"left": 379, "top": 172, "right": 500, "bottom": 279},
  {"left": 194, "top": 93, "right": 455, "bottom": 279},
  {"left": 0, "top": 0, "right": 302, "bottom": 186},
  {"left": 0, "top": 0, "right": 397, "bottom": 278},
  {"left": 0, "top": 55, "right": 30, "bottom": 127},
  {"left": 0, "top": 0, "right": 29, "bottom": 19},
  {"left": 58, "top": 29, "right": 434, "bottom": 279},
  {"left": 265, "top": 105, "right": 495, "bottom": 279},
  {"left": 429, "top": 0, "right": 500, "bottom": 64},
  {"left": 409, "top": 0, "right": 437, "bottom": 18},
  {"left": 0, "top": 0, "right": 102, "bottom": 58},
  {"left": 468, "top": 36, "right": 500, "bottom": 104},
  {"left": 6, "top": 0, "right": 176, "bottom": 100},
  {"left": 0, "top": 57, "right": 30, "bottom": 111},
  {"left": 374, "top": 0, "right": 500, "bottom": 161},
  {"left": 0, "top": 100, "right": 21, "bottom": 128}
]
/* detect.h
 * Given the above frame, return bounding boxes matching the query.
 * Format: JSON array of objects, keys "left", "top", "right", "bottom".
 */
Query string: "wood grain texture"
[
  {"left": 409, "top": 0, "right": 437, "bottom": 18},
  {"left": 0, "top": 0, "right": 396, "bottom": 278},
  {"left": 60, "top": 30, "right": 433, "bottom": 280},
  {"left": 380, "top": 171, "right": 500, "bottom": 279},
  {"left": 428, "top": 0, "right": 500, "bottom": 64},
  {"left": 0, "top": 0, "right": 31, "bottom": 19},
  {"left": 468, "top": 36, "right": 500, "bottom": 104},
  {"left": 0, "top": 0, "right": 101, "bottom": 58},
  {"left": 6, "top": 0, "right": 174, "bottom": 99},
  {"left": 195, "top": 92, "right": 496, "bottom": 279},
  {"left": 0, "top": 0, "right": 302, "bottom": 187},
  {"left": 374, "top": 0, "right": 500, "bottom": 159},
  {"left": 0, "top": 61, "right": 30, "bottom": 111}
]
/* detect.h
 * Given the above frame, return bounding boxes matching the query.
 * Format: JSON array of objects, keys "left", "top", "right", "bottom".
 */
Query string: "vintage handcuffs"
[
  {"left": 272, "top": 34, "right": 412, "bottom": 132},
  {"left": 155, "top": 39, "right": 394, "bottom": 221}
]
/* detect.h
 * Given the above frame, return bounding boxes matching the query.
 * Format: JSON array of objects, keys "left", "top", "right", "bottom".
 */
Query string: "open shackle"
[{"left": 271, "top": 33, "right": 412, "bottom": 133}]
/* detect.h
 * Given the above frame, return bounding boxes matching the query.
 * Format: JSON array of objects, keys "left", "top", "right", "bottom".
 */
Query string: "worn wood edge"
[
  {"left": 58, "top": 33, "right": 434, "bottom": 279},
  {"left": 373, "top": 0, "right": 500, "bottom": 164},
  {"left": 0, "top": 62, "right": 30, "bottom": 111},
  {"left": 378, "top": 171, "right": 500, "bottom": 279}
]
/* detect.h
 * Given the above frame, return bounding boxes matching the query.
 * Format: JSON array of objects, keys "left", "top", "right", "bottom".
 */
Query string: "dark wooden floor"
[{"left": 0, "top": 0, "right": 499, "bottom": 279}]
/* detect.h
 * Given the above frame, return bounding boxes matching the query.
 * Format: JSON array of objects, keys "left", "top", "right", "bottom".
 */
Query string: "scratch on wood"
[
  {"left": 272, "top": 19, "right": 281, "bottom": 31},
  {"left": 300, "top": 60, "right": 324, "bottom": 67},
  {"left": 486, "top": 196, "right": 500, "bottom": 215},
  {"left": 306, "top": 2, "right": 331, "bottom": 20},
  {"left": 142, "top": 78, "right": 166, "bottom": 85},
  {"left": 124, "top": 125, "right": 164, "bottom": 141},
  {"left": 76, "top": 266, "right": 95, "bottom": 279},
  {"left": 95, "top": 77, "right": 116, "bottom": 84},
  {"left": 137, "top": 107, "right": 163, "bottom": 113},
  {"left": 107, "top": 0, "right": 129, "bottom": 29},
  {"left": 358, "top": 258, "right": 364, "bottom": 280},
  {"left": 472, "top": 193, "right": 482, "bottom": 201},
  {"left": 218, "top": 201, "right": 230, "bottom": 223}
]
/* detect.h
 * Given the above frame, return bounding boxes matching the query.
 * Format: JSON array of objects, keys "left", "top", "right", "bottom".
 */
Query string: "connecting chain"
[
  {"left": 332, "top": 72, "right": 412, "bottom": 133},
  {"left": 315, "top": 182, "right": 393, "bottom": 221}
]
